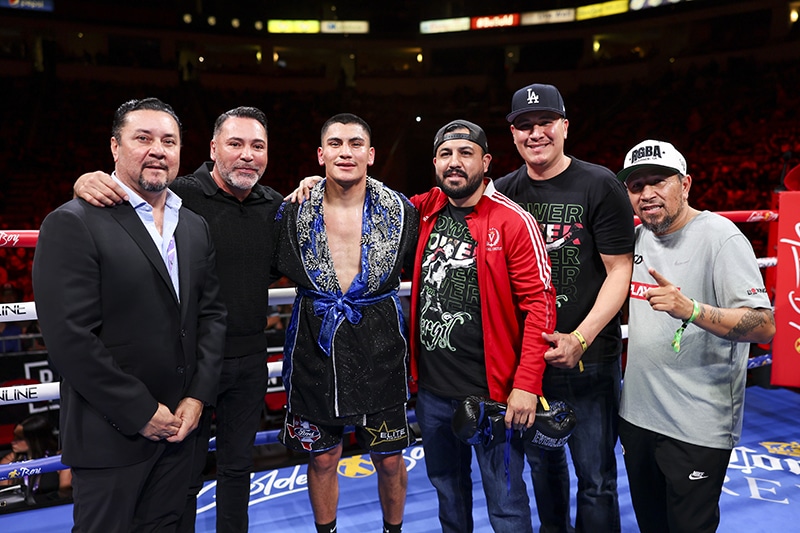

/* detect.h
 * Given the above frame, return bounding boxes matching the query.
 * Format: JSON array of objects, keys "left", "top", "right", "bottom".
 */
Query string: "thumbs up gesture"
[{"left": 645, "top": 268, "right": 696, "bottom": 321}]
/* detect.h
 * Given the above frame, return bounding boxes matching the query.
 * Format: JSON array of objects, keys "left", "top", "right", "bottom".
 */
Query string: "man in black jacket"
[{"left": 74, "top": 106, "right": 284, "bottom": 532}]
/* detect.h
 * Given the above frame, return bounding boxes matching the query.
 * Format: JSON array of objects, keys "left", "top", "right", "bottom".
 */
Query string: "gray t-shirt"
[{"left": 620, "top": 211, "right": 770, "bottom": 449}]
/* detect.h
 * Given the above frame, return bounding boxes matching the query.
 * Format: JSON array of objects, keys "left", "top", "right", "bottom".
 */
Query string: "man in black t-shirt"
[
  {"left": 418, "top": 204, "right": 484, "bottom": 395},
  {"left": 409, "top": 119, "right": 557, "bottom": 533},
  {"left": 494, "top": 84, "right": 634, "bottom": 533}
]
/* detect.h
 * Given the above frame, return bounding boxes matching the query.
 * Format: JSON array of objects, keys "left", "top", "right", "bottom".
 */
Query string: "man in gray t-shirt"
[{"left": 616, "top": 140, "right": 775, "bottom": 533}]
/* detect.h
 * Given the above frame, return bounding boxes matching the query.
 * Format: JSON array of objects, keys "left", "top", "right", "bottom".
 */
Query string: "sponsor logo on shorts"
[
  {"left": 286, "top": 415, "right": 321, "bottom": 451},
  {"left": 688, "top": 470, "right": 709, "bottom": 480},
  {"left": 365, "top": 421, "right": 408, "bottom": 446}
]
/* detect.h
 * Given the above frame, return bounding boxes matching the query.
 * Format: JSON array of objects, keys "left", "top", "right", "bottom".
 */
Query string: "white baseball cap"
[{"left": 616, "top": 140, "right": 688, "bottom": 183}]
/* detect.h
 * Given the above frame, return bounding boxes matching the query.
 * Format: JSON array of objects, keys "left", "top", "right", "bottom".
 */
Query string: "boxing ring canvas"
[{"left": 1, "top": 384, "right": 797, "bottom": 532}]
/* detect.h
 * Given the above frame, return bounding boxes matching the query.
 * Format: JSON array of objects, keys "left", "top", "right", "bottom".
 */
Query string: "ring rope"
[
  {"left": 0, "top": 349, "right": 773, "bottom": 482},
  {"left": 0, "top": 210, "right": 779, "bottom": 250},
  {"left": 0, "top": 282, "right": 415, "bottom": 323},
  {"left": 0, "top": 351, "right": 774, "bottom": 409},
  {"left": 0, "top": 409, "right": 422, "bottom": 481},
  {"left": 632, "top": 210, "right": 779, "bottom": 226},
  {"left": 0, "top": 207, "right": 781, "bottom": 481}
]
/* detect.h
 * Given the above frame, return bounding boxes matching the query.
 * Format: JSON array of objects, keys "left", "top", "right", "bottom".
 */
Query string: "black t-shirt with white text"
[
  {"left": 418, "top": 203, "right": 487, "bottom": 399},
  {"left": 495, "top": 157, "right": 634, "bottom": 362}
]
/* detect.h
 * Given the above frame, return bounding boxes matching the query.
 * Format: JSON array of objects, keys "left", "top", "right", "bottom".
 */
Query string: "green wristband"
[{"left": 672, "top": 299, "right": 700, "bottom": 353}]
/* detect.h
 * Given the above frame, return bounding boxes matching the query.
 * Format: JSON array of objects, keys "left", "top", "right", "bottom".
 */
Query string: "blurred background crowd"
[{"left": 0, "top": 0, "right": 798, "bottom": 511}]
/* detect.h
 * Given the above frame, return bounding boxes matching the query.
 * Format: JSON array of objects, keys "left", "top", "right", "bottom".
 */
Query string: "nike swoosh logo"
[{"left": 688, "top": 471, "right": 709, "bottom": 480}]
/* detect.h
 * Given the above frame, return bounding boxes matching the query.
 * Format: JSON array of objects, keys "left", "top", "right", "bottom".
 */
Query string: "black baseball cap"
[
  {"left": 506, "top": 83, "right": 566, "bottom": 123},
  {"left": 433, "top": 119, "right": 489, "bottom": 156}
]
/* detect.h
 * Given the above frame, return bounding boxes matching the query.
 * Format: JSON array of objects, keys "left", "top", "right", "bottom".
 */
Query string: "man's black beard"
[{"left": 437, "top": 170, "right": 482, "bottom": 200}]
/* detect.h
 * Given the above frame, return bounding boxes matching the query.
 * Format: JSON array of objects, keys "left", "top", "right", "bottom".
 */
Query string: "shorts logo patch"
[
  {"left": 365, "top": 420, "right": 408, "bottom": 446},
  {"left": 286, "top": 415, "right": 322, "bottom": 451}
]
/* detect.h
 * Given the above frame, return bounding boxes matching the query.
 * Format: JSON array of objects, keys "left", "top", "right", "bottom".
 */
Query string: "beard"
[
  {"left": 223, "top": 171, "right": 260, "bottom": 192},
  {"left": 436, "top": 168, "right": 483, "bottom": 200},
  {"left": 138, "top": 173, "right": 169, "bottom": 193},
  {"left": 216, "top": 161, "right": 262, "bottom": 192},
  {"left": 640, "top": 202, "right": 685, "bottom": 235}
]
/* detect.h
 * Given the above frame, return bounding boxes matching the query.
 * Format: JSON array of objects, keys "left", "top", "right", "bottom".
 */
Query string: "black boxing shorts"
[{"left": 279, "top": 404, "right": 414, "bottom": 454}]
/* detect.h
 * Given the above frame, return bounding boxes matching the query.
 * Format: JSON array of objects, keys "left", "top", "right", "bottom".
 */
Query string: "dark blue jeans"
[
  {"left": 416, "top": 387, "right": 533, "bottom": 533},
  {"left": 525, "top": 358, "right": 622, "bottom": 533},
  {"left": 179, "top": 351, "right": 268, "bottom": 533}
]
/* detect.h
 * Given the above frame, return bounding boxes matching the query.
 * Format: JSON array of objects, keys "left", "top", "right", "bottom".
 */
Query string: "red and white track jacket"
[{"left": 409, "top": 179, "right": 557, "bottom": 401}]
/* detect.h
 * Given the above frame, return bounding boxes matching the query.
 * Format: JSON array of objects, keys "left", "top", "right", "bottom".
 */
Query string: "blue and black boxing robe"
[{"left": 275, "top": 177, "right": 419, "bottom": 424}]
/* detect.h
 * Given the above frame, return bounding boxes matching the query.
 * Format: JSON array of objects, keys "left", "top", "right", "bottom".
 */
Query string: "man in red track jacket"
[{"left": 408, "top": 119, "right": 556, "bottom": 533}]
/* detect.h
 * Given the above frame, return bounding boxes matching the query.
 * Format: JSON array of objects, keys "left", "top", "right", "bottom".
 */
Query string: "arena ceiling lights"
[
  {"left": 266, "top": 19, "right": 369, "bottom": 34},
  {"left": 790, "top": 2, "right": 800, "bottom": 24},
  {"left": 420, "top": 0, "right": 695, "bottom": 35}
]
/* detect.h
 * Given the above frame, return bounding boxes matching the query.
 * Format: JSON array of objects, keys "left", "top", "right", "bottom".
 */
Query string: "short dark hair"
[
  {"left": 213, "top": 106, "right": 268, "bottom": 138},
  {"left": 112, "top": 97, "right": 182, "bottom": 143},
  {"left": 321, "top": 113, "right": 372, "bottom": 145}
]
